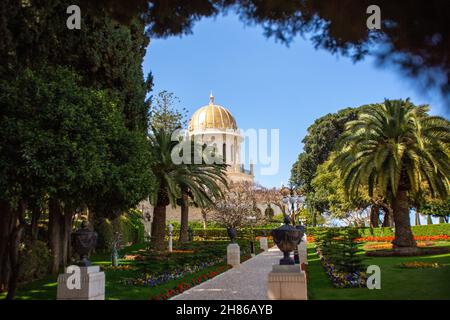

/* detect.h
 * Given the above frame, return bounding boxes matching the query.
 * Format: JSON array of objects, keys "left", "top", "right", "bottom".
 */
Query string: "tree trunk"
[
  {"left": 438, "top": 216, "right": 445, "bottom": 224},
  {"left": 391, "top": 189, "right": 416, "bottom": 250},
  {"left": 48, "top": 199, "right": 63, "bottom": 274},
  {"left": 0, "top": 200, "right": 13, "bottom": 292},
  {"left": 427, "top": 215, "right": 433, "bottom": 225},
  {"left": 30, "top": 205, "right": 41, "bottom": 243},
  {"left": 151, "top": 203, "right": 167, "bottom": 251},
  {"left": 415, "top": 209, "right": 421, "bottom": 226},
  {"left": 381, "top": 205, "right": 394, "bottom": 227},
  {"left": 179, "top": 190, "right": 189, "bottom": 243},
  {"left": 5, "top": 203, "right": 26, "bottom": 300},
  {"left": 369, "top": 205, "right": 380, "bottom": 227},
  {"left": 201, "top": 209, "right": 208, "bottom": 230},
  {"left": 61, "top": 205, "right": 74, "bottom": 268},
  {"left": 5, "top": 201, "right": 26, "bottom": 300}
]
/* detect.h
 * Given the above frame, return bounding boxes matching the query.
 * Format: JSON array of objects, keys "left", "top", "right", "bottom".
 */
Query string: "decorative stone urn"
[
  {"left": 73, "top": 221, "right": 98, "bottom": 267},
  {"left": 227, "top": 227, "right": 237, "bottom": 243},
  {"left": 271, "top": 216, "right": 304, "bottom": 265}
]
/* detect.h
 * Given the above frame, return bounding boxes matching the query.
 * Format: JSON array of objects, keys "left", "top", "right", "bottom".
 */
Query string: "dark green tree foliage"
[
  {"left": 0, "top": 67, "right": 153, "bottom": 292},
  {"left": 421, "top": 199, "right": 450, "bottom": 223},
  {"left": 0, "top": 1, "right": 153, "bottom": 296},
  {"left": 0, "top": 0, "right": 152, "bottom": 131},
  {"left": 290, "top": 108, "right": 359, "bottom": 192},
  {"left": 290, "top": 108, "right": 359, "bottom": 222}
]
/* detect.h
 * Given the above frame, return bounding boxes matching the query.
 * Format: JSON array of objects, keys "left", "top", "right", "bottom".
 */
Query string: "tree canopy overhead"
[{"left": 76, "top": 0, "right": 450, "bottom": 109}]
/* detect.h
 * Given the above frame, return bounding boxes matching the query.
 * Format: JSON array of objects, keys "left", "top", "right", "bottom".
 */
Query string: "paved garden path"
[{"left": 171, "top": 247, "right": 282, "bottom": 300}]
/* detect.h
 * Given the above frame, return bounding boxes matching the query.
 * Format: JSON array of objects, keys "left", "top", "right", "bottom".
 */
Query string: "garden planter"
[
  {"left": 271, "top": 216, "right": 304, "bottom": 265},
  {"left": 73, "top": 221, "right": 98, "bottom": 266}
]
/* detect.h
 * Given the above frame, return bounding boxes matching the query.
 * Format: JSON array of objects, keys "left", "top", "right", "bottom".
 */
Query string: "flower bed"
[
  {"left": 316, "top": 247, "right": 367, "bottom": 288},
  {"left": 355, "top": 235, "right": 450, "bottom": 242},
  {"left": 397, "top": 261, "right": 443, "bottom": 269},
  {"left": 126, "top": 252, "right": 255, "bottom": 288},
  {"left": 125, "top": 257, "right": 225, "bottom": 287},
  {"left": 363, "top": 241, "right": 437, "bottom": 250},
  {"left": 149, "top": 265, "right": 231, "bottom": 300}
]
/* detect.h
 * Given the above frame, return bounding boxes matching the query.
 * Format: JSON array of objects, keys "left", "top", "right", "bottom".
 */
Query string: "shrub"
[
  {"left": 95, "top": 210, "right": 145, "bottom": 252},
  {"left": 114, "top": 215, "right": 132, "bottom": 245},
  {"left": 18, "top": 240, "right": 52, "bottom": 284},
  {"left": 315, "top": 229, "right": 366, "bottom": 288},
  {"left": 333, "top": 229, "right": 365, "bottom": 274},
  {"left": 96, "top": 218, "right": 114, "bottom": 251}
]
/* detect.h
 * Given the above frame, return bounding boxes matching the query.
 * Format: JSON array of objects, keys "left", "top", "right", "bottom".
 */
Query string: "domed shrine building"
[
  {"left": 140, "top": 94, "right": 253, "bottom": 227},
  {"left": 188, "top": 93, "right": 254, "bottom": 183}
]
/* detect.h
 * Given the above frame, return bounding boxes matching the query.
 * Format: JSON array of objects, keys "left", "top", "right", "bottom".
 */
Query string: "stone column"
[
  {"left": 57, "top": 266, "right": 105, "bottom": 300},
  {"left": 259, "top": 236, "right": 269, "bottom": 252},
  {"left": 227, "top": 243, "right": 240, "bottom": 267}
]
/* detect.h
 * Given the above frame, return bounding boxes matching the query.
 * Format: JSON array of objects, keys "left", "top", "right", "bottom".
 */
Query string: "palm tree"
[
  {"left": 177, "top": 158, "right": 228, "bottom": 243},
  {"left": 148, "top": 128, "right": 227, "bottom": 250},
  {"left": 333, "top": 99, "right": 449, "bottom": 251}
]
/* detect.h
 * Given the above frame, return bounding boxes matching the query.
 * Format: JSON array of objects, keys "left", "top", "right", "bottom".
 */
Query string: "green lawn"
[
  {"left": 1, "top": 239, "right": 257, "bottom": 300},
  {"left": 307, "top": 242, "right": 450, "bottom": 300},
  {"left": 5, "top": 240, "right": 449, "bottom": 300}
]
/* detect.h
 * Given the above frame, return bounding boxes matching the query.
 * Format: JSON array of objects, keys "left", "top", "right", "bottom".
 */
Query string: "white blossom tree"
[{"left": 211, "top": 181, "right": 266, "bottom": 229}]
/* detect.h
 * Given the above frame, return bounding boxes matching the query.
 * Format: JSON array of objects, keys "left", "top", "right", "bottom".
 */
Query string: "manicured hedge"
[
  {"left": 168, "top": 223, "right": 449, "bottom": 241},
  {"left": 305, "top": 224, "right": 450, "bottom": 237},
  {"left": 169, "top": 226, "right": 282, "bottom": 240},
  {"left": 95, "top": 212, "right": 145, "bottom": 252}
]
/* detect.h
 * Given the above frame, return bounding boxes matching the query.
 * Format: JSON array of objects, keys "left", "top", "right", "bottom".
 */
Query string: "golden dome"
[{"left": 188, "top": 94, "right": 237, "bottom": 132}]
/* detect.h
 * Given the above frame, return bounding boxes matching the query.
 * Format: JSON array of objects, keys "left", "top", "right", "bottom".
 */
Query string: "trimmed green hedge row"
[
  {"left": 95, "top": 212, "right": 145, "bottom": 252},
  {"left": 169, "top": 226, "right": 286, "bottom": 240},
  {"left": 306, "top": 223, "right": 450, "bottom": 237},
  {"left": 360, "top": 224, "right": 450, "bottom": 237},
  {"left": 168, "top": 223, "right": 450, "bottom": 240}
]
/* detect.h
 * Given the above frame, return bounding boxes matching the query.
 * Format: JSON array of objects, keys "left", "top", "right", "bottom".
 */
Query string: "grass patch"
[
  {"left": 307, "top": 242, "right": 450, "bottom": 300},
  {"left": 1, "top": 239, "right": 257, "bottom": 300}
]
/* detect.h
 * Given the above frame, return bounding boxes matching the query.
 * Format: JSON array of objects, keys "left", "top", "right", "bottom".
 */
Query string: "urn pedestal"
[
  {"left": 259, "top": 236, "right": 269, "bottom": 252},
  {"left": 267, "top": 265, "right": 307, "bottom": 300},
  {"left": 57, "top": 221, "right": 104, "bottom": 300},
  {"left": 267, "top": 216, "right": 307, "bottom": 299},
  {"left": 227, "top": 243, "right": 240, "bottom": 267},
  {"left": 57, "top": 266, "right": 105, "bottom": 300}
]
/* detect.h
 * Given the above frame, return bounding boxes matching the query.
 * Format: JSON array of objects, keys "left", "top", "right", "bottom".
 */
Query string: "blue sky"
[{"left": 142, "top": 13, "right": 446, "bottom": 219}]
